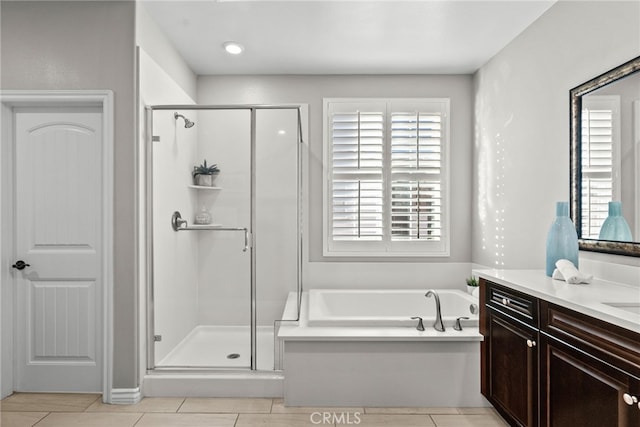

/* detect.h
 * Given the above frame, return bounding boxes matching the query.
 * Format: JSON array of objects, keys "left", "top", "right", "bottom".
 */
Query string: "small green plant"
[
  {"left": 192, "top": 159, "right": 220, "bottom": 177},
  {"left": 466, "top": 275, "right": 479, "bottom": 287}
]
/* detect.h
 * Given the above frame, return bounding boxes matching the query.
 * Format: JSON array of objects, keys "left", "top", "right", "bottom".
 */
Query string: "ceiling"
[{"left": 141, "top": 0, "right": 556, "bottom": 75}]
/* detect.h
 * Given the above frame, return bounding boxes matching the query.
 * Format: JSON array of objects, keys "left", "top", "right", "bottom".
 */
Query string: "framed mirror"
[{"left": 570, "top": 56, "right": 640, "bottom": 257}]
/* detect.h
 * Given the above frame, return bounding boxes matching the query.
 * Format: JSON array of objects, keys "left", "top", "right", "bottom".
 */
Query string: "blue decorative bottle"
[
  {"left": 598, "top": 201, "right": 632, "bottom": 242},
  {"left": 545, "top": 202, "right": 579, "bottom": 277}
]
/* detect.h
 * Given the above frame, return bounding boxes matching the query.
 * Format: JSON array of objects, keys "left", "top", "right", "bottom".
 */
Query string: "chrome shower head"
[{"left": 174, "top": 112, "right": 195, "bottom": 128}]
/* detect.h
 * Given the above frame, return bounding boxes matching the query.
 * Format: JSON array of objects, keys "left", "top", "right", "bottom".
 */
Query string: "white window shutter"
[
  {"left": 323, "top": 98, "right": 449, "bottom": 257},
  {"left": 330, "top": 109, "right": 384, "bottom": 241},
  {"left": 390, "top": 110, "right": 442, "bottom": 241},
  {"left": 580, "top": 96, "right": 620, "bottom": 239}
]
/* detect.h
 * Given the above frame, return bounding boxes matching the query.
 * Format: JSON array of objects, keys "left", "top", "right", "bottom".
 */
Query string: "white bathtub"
[
  {"left": 307, "top": 289, "right": 478, "bottom": 328},
  {"left": 279, "top": 290, "right": 487, "bottom": 407}
]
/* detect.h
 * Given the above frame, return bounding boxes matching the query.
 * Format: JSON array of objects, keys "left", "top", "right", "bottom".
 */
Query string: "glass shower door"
[
  {"left": 151, "top": 108, "right": 252, "bottom": 369},
  {"left": 148, "top": 105, "right": 303, "bottom": 371},
  {"left": 254, "top": 108, "right": 301, "bottom": 370}
]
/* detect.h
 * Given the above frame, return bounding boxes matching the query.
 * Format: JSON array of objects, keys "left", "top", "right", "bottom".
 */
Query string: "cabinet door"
[
  {"left": 487, "top": 308, "right": 538, "bottom": 427},
  {"left": 540, "top": 335, "right": 640, "bottom": 427}
]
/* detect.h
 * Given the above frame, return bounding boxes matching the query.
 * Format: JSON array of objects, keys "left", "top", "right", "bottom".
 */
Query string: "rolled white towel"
[
  {"left": 555, "top": 259, "right": 593, "bottom": 284},
  {"left": 552, "top": 268, "right": 564, "bottom": 281}
]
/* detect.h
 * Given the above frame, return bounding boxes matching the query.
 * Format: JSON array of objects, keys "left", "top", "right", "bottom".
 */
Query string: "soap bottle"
[
  {"left": 194, "top": 205, "right": 212, "bottom": 225},
  {"left": 545, "top": 201, "right": 579, "bottom": 277}
]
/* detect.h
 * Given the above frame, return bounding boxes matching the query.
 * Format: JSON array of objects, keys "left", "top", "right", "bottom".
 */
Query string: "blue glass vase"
[
  {"left": 545, "top": 202, "right": 579, "bottom": 277},
  {"left": 598, "top": 201, "right": 632, "bottom": 242}
]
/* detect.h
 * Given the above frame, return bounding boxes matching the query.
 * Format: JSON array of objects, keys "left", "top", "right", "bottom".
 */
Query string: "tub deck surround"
[
  {"left": 307, "top": 289, "right": 480, "bottom": 329},
  {"left": 278, "top": 290, "right": 487, "bottom": 407},
  {"left": 279, "top": 290, "right": 482, "bottom": 341},
  {"left": 473, "top": 269, "right": 640, "bottom": 333}
]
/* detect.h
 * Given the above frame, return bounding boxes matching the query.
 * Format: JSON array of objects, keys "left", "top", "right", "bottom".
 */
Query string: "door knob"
[
  {"left": 526, "top": 339, "right": 537, "bottom": 348},
  {"left": 623, "top": 393, "right": 638, "bottom": 405},
  {"left": 11, "top": 260, "right": 30, "bottom": 270}
]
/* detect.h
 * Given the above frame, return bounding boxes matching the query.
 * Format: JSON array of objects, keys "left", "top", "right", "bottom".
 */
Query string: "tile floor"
[{"left": 0, "top": 393, "right": 510, "bottom": 427}]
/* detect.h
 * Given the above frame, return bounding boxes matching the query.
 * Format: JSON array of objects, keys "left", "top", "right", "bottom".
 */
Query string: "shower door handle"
[{"left": 172, "top": 211, "right": 250, "bottom": 252}]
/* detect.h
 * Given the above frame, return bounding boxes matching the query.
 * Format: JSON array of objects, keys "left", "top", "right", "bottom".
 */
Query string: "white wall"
[
  {"left": 473, "top": 0, "right": 640, "bottom": 283},
  {"left": 1, "top": 0, "right": 137, "bottom": 389},
  {"left": 136, "top": 3, "right": 198, "bottom": 101},
  {"left": 198, "top": 75, "right": 475, "bottom": 291}
]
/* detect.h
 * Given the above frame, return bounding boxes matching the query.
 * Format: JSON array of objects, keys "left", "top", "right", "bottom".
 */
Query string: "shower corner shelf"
[{"left": 189, "top": 185, "right": 222, "bottom": 190}]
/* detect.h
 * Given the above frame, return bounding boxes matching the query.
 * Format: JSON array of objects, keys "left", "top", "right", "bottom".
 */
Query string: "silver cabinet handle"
[
  {"left": 623, "top": 393, "right": 638, "bottom": 406},
  {"left": 526, "top": 339, "right": 536, "bottom": 348},
  {"left": 502, "top": 298, "right": 509, "bottom": 306}
]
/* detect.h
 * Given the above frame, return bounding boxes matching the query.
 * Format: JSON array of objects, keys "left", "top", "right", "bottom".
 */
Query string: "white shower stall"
[{"left": 145, "top": 105, "right": 303, "bottom": 372}]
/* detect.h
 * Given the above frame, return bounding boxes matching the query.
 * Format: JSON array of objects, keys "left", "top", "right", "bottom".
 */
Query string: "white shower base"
[{"left": 157, "top": 325, "right": 275, "bottom": 370}]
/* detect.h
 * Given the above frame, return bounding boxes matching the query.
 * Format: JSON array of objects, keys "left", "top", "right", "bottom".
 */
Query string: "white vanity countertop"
[{"left": 474, "top": 269, "right": 640, "bottom": 334}]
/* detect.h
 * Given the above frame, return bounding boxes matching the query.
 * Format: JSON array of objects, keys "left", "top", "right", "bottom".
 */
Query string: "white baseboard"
[{"left": 110, "top": 387, "right": 142, "bottom": 405}]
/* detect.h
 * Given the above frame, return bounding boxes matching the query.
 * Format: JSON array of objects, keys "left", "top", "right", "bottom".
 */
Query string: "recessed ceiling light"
[{"left": 223, "top": 42, "right": 244, "bottom": 55}]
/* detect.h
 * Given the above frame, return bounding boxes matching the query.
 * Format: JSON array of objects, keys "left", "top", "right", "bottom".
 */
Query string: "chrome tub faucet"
[{"left": 425, "top": 290, "right": 445, "bottom": 332}]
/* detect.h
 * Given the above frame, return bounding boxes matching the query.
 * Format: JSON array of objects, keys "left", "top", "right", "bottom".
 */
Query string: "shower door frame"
[{"left": 145, "top": 104, "right": 304, "bottom": 371}]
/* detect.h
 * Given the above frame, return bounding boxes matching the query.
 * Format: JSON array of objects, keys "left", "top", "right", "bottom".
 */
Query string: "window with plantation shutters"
[
  {"left": 323, "top": 99, "right": 450, "bottom": 256},
  {"left": 580, "top": 96, "right": 620, "bottom": 239},
  {"left": 391, "top": 111, "right": 442, "bottom": 241},
  {"left": 331, "top": 110, "right": 384, "bottom": 241}
]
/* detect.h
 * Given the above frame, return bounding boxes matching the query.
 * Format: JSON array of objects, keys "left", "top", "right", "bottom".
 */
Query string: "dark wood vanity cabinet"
[
  {"left": 540, "top": 302, "right": 640, "bottom": 427},
  {"left": 480, "top": 278, "right": 640, "bottom": 427},
  {"left": 481, "top": 280, "right": 539, "bottom": 427},
  {"left": 485, "top": 308, "right": 538, "bottom": 427},
  {"left": 540, "top": 335, "right": 639, "bottom": 427}
]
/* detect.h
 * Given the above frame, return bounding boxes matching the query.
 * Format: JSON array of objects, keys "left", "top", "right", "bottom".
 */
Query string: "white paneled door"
[{"left": 14, "top": 109, "right": 104, "bottom": 392}]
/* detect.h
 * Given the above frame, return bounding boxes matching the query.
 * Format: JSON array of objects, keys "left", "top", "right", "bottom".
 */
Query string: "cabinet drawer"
[
  {"left": 486, "top": 281, "right": 538, "bottom": 327},
  {"left": 541, "top": 301, "right": 640, "bottom": 378}
]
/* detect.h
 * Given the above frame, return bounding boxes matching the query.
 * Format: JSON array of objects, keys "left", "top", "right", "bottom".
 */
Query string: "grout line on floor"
[
  {"left": 175, "top": 397, "right": 187, "bottom": 413},
  {"left": 83, "top": 394, "right": 102, "bottom": 412},
  {"left": 175, "top": 397, "right": 186, "bottom": 413},
  {"left": 91, "top": 394, "right": 102, "bottom": 408},
  {"left": 32, "top": 412, "right": 51, "bottom": 426},
  {"left": 133, "top": 413, "right": 145, "bottom": 425}
]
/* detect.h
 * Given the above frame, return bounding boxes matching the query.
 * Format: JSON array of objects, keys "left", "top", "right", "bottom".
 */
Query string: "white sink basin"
[{"left": 602, "top": 302, "right": 640, "bottom": 315}]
